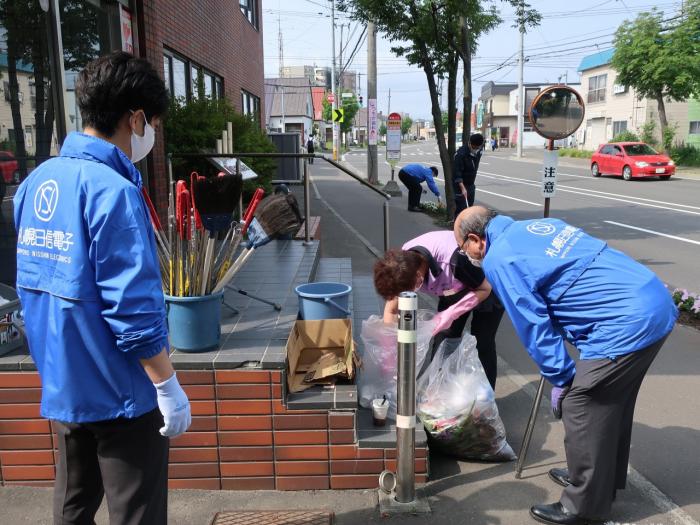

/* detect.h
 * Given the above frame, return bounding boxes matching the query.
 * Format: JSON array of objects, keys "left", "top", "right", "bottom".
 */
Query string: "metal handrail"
[{"left": 170, "top": 152, "right": 392, "bottom": 252}]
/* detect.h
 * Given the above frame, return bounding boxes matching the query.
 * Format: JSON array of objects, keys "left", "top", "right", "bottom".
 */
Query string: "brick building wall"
[{"left": 138, "top": 0, "right": 265, "bottom": 216}]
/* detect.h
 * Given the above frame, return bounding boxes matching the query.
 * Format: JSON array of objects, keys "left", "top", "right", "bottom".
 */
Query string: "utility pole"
[
  {"left": 516, "top": 3, "right": 525, "bottom": 158},
  {"left": 367, "top": 21, "right": 378, "bottom": 185},
  {"left": 278, "top": 16, "right": 284, "bottom": 78},
  {"left": 388, "top": 88, "right": 391, "bottom": 116},
  {"left": 331, "top": 0, "right": 338, "bottom": 160}
]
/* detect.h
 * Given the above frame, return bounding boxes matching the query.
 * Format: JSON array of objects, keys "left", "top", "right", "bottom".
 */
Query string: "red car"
[
  {"left": 591, "top": 142, "right": 675, "bottom": 181},
  {"left": 0, "top": 151, "right": 20, "bottom": 184}
]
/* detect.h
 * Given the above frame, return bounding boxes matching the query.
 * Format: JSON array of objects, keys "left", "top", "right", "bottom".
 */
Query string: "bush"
[
  {"left": 639, "top": 121, "right": 658, "bottom": 146},
  {"left": 558, "top": 148, "right": 593, "bottom": 159},
  {"left": 164, "top": 96, "right": 276, "bottom": 198},
  {"left": 670, "top": 143, "right": 700, "bottom": 167},
  {"left": 610, "top": 130, "right": 639, "bottom": 143},
  {"left": 662, "top": 124, "right": 677, "bottom": 153}
]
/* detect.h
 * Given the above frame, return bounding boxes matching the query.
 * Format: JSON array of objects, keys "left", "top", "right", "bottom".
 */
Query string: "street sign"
[
  {"left": 386, "top": 112, "right": 402, "bottom": 161},
  {"left": 333, "top": 108, "right": 344, "bottom": 123},
  {"left": 541, "top": 149, "right": 559, "bottom": 198},
  {"left": 327, "top": 93, "right": 335, "bottom": 103},
  {"left": 368, "top": 99, "right": 378, "bottom": 146},
  {"left": 341, "top": 92, "right": 353, "bottom": 98}
]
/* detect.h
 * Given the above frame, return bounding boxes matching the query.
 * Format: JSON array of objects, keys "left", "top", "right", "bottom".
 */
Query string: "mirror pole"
[{"left": 544, "top": 139, "right": 554, "bottom": 218}]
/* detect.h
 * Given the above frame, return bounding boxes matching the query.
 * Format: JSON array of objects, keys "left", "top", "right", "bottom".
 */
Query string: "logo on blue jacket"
[
  {"left": 526, "top": 222, "right": 556, "bottom": 236},
  {"left": 34, "top": 180, "right": 59, "bottom": 222}
]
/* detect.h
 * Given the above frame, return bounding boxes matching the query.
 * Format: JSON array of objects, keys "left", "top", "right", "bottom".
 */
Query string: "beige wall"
[
  {"left": 0, "top": 69, "right": 39, "bottom": 153},
  {"left": 580, "top": 64, "right": 689, "bottom": 150}
]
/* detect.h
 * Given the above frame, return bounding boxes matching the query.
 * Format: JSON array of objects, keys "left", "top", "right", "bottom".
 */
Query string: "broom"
[
  {"left": 193, "top": 175, "right": 243, "bottom": 296},
  {"left": 211, "top": 193, "right": 303, "bottom": 294}
]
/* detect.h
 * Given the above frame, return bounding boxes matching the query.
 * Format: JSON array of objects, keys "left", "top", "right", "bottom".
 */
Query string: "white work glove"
[
  {"left": 154, "top": 373, "right": 191, "bottom": 438},
  {"left": 432, "top": 292, "right": 479, "bottom": 335}
]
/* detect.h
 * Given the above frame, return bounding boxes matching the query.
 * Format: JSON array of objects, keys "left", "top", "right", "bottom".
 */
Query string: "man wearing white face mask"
[{"left": 14, "top": 52, "right": 188, "bottom": 525}]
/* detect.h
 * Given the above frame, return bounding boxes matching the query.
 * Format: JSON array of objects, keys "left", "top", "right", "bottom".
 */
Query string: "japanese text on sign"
[
  {"left": 541, "top": 149, "right": 559, "bottom": 198},
  {"left": 386, "top": 112, "right": 402, "bottom": 162}
]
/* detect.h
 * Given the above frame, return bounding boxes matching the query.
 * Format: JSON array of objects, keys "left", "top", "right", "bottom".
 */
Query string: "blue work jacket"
[
  {"left": 483, "top": 215, "right": 677, "bottom": 386},
  {"left": 400, "top": 164, "right": 441, "bottom": 197},
  {"left": 14, "top": 132, "right": 167, "bottom": 423}
]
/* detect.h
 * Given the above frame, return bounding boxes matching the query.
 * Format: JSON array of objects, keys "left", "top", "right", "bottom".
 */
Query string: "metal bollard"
[{"left": 395, "top": 291, "right": 417, "bottom": 503}]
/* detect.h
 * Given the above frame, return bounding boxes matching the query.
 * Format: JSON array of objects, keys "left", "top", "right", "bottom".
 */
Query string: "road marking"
[
  {"left": 309, "top": 176, "right": 383, "bottom": 258},
  {"left": 604, "top": 221, "right": 700, "bottom": 246},
  {"left": 479, "top": 171, "right": 700, "bottom": 217},
  {"left": 478, "top": 189, "right": 540, "bottom": 206}
]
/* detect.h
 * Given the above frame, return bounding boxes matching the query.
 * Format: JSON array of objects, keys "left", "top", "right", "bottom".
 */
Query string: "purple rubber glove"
[
  {"left": 551, "top": 383, "right": 571, "bottom": 420},
  {"left": 432, "top": 292, "right": 479, "bottom": 335}
]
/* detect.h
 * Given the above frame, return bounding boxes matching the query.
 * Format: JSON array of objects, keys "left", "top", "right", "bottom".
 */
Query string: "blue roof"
[
  {"left": 0, "top": 54, "right": 34, "bottom": 74},
  {"left": 578, "top": 48, "right": 615, "bottom": 72}
]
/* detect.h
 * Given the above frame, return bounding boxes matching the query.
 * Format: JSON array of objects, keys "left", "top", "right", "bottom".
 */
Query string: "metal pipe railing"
[{"left": 170, "top": 152, "right": 392, "bottom": 252}]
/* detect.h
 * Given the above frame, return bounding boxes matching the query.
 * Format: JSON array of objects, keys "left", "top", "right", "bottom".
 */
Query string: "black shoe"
[
  {"left": 530, "top": 503, "right": 592, "bottom": 525},
  {"left": 549, "top": 468, "right": 570, "bottom": 488},
  {"left": 408, "top": 206, "right": 422, "bottom": 212}
]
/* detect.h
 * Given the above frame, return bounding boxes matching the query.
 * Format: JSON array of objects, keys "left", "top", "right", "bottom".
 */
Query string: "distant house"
[
  {"left": 577, "top": 48, "right": 699, "bottom": 150},
  {"left": 265, "top": 77, "right": 314, "bottom": 143}
]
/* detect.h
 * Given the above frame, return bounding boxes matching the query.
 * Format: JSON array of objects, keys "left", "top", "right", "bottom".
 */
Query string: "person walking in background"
[
  {"left": 306, "top": 135, "right": 315, "bottom": 164},
  {"left": 453, "top": 133, "right": 484, "bottom": 218},
  {"left": 491, "top": 137, "right": 498, "bottom": 152},
  {"left": 14, "top": 52, "right": 191, "bottom": 525},
  {"left": 397, "top": 163, "right": 441, "bottom": 212},
  {"left": 453, "top": 206, "right": 677, "bottom": 525}
]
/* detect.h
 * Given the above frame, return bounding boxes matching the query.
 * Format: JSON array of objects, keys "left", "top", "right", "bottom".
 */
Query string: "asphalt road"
[
  {"left": 308, "top": 146, "right": 700, "bottom": 522},
  {"left": 342, "top": 142, "right": 700, "bottom": 291}
]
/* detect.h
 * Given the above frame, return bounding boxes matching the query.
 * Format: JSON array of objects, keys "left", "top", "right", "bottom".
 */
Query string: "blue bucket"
[
  {"left": 165, "top": 291, "right": 223, "bottom": 352},
  {"left": 295, "top": 282, "right": 352, "bottom": 320}
]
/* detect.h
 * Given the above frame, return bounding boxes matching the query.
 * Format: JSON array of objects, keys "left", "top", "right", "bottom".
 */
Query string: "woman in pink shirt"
[{"left": 373, "top": 230, "right": 504, "bottom": 388}]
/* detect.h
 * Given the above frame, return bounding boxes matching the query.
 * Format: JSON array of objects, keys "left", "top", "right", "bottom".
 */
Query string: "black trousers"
[
  {"left": 431, "top": 291, "right": 504, "bottom": 390},
  {"left": 398, "top": 170, "right": 423, "bottom": 209},
  {"left": 53, "top": 408, "right": 169, "bottom": 525},
  {"left": 559, "top": 335, "right": 668, "bottom": 519},
  {"left": 453, "top": 183, "right": 476, "bottom": 218}
]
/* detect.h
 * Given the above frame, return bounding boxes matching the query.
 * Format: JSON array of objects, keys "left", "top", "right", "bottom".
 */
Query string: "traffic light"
[{"left": 359, "top": 95, "right": 363, "bottom": 106}]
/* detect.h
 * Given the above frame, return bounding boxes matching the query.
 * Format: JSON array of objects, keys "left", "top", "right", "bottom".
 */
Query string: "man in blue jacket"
[
  {"left": 14, "top": 52, "right": 190, "bottom": 525},
  {"left": 397, "top": 163, "right": 441, "bottom": 211},
  {"left": 453, "top": 206, "right": 677, "bottom": 525}
]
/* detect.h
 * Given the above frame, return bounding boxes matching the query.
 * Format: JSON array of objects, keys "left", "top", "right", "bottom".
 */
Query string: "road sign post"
[
  {"left": 516, "top": 85, "right": 585, "bottom": 480},
  {"left": 382, "top": 112, "right": 403, "bottom": 197}
]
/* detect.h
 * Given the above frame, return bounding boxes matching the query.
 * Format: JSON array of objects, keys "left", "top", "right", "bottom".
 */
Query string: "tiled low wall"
[{"left": 0, "top": 370, "right": 428, "bottom": 491}]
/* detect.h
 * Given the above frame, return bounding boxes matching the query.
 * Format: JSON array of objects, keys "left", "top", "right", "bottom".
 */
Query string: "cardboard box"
[{"left": 286, "top": 318, "right": 355, "bottom": 393}]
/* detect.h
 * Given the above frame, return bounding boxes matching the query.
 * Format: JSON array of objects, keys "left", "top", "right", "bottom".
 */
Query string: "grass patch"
[{"left": 558, "top": 148, "right": 593, "bottom": 159}]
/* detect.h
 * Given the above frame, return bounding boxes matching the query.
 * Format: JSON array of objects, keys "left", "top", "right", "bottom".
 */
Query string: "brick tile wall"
[
  {"left": 138, "top": 0, "right": 265, "bottom": 217},
  {"left": 0, "top": 371, "right": 429, "bottom": 491}
]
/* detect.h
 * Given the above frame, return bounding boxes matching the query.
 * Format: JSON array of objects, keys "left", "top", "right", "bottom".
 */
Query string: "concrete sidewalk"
[{"left": 2, "top": 159, "right": 698, "bottom": 525}]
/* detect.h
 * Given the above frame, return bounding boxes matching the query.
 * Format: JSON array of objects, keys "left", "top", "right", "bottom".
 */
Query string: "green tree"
[
  {"left": 339, "top": 0, "right": 539, "bottom": 217},
  {"left": 322, "top": 90, "right": 360, "bottom": 134},
  {"left": 165, "top": 97, "right": 276, "bottom": 197},
  {"left": 401, "top": 115, "right": 413, "bottom": 136},
  {"left": 612, "top": 2, "right": 700, "bottom": 150},
  {"left": 379, "top": 123, "right": 387, "bottom": 136}
]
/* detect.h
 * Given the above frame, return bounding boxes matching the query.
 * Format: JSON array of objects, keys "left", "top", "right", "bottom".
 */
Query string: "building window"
[
  {"left": 689, "top": 121, "right": 700, "bottom": 135},
  {"left": 241, "top": 90, "right": 261, "bottom": 124},
  {"left": 613, "top": 120, "right": 627, "bottom": 136},
  {"left": 163, "top": 50, "right": 223, "bottom": 102},
  {"left": 587, "top": 74, "right": 607, "bottom": 103},
  {"left": 240, "top": 0, "right": 259, "bottom": 30}
]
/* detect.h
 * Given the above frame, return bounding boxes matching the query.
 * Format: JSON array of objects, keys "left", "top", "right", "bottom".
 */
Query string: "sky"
[{"left": 262, "top": 0, "right": 685, "bottom": 120}]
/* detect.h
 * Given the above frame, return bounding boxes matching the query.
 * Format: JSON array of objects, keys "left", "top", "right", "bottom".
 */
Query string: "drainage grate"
[{"left": 211, "top": 510, "right": 334, "bottom": 525}]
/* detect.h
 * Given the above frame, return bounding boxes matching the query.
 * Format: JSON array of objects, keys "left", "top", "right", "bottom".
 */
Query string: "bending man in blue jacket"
[
  {"left": 454, "top": 206, "right": 677, "bottom": 525},
  {"left": 14, "top": 52, "right": 190, "bottom": 525},
  {"left": 397, "top": 163, "right": 441, "bottom": 212}
]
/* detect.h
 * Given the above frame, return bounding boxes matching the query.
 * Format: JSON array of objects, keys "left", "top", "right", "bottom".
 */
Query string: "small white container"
[{"left": 372, "top": 398, "right": 389, "bottom": 427}]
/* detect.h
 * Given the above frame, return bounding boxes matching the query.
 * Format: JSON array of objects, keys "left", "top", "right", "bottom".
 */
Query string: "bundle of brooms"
[{"left": 142, "top": 174, "right": 303, "bottom": 297}]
